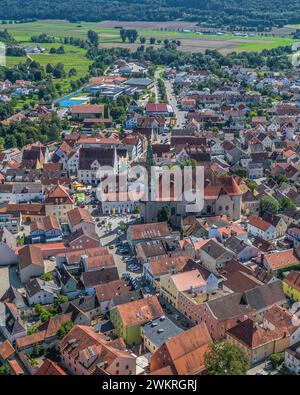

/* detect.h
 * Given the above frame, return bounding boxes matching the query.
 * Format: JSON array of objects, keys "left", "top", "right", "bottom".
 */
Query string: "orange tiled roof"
[
  {"left": 116, "top": 295, "right": 164, "bottom": 327},
  {"left": 264, "top": 249, "right": 300, "bottom": 271},
  {"left": 162, "top": 322, "right": 212, "bottom": 375},
  {"left": 0, "top": 340, "right": 14, "bottom": 361}
]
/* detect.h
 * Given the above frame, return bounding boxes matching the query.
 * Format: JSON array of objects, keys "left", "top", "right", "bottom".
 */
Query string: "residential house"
[
  {"left": 0, "top": 303, "right": 26, "bottom": 343},
  {"left": 143, "top": 255, "right": 190, "bottom": 288},
  {"left": 77, "top": 147, "right": 117, "bottom": 186},
  {"left": 18, "top": 245, "right": 45, "bottom": 284},
  {"left": 149, "top": 323, "right": 212, "bottom": 375},
  {"left": 127, "top": 222, "right": 172, "bottom": 251},
  {"left": 60, "top": 325, "right": 137, "bottom": 375},
  {"left": 227, "top": 305, "right": 300, "bottom": 366},
  {"left": 160, "top": 269, "right": 212, "bottom": 309},
  {"left": 262, "top": 212, "right": 287, "bottom": 238},
  {"left": 262, "top": 249, "right": 300, "bottom": 273},
  {"left": 198, "top": 239, "right": 235, "bottom": 273},
  {"left": 25, "top": 278, "right": 60, "bottom": 306},
  {"left": 284, "top": 341, "right": 300, "bottom": 375},
  {"left": 110, "top": 295, "right": 164, "bottom": 345},
  {"left": 247, "top": 216, "right": 276, "bottom": 241},
  {"left": 282, "top": 271, "right": 300, "bottom": 302},
  {"left": 45, "top": 184, "right": 75, "bottom": 223},
  {"left": 224, "top": 236, "right": 258, "bottom": 262},
  {"left": 30, "top": 215, "right": 62, "bottom": 244},
  {"left": 141, "top": 316, "right": 183, "bottom": 354},
  {"left": 67, "top": 207, "right": 95, "bottom": 234}
]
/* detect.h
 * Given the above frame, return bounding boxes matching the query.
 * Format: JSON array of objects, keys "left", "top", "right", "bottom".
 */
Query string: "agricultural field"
[{"left": 0, "top": 20, "right": 296, "bottom": 54}]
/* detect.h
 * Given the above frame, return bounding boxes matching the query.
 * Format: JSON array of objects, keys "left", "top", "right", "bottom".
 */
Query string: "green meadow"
[{"left": 0, "top": 20, "right": 296, "bottom": 53}]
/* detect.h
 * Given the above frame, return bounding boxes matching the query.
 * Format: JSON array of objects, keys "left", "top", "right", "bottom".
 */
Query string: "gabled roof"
[
  {"left": 18, "top": 245, "right": 44, "bottom": 270},
  {"left": 128, "top": 222, "right": 171, "bottom": 241},
  {"left": 67, "top": 207, "right": 94, "bottom": 227},
  {"left": 0, "top": 340, "right": 14, "bottom": 361},
  {"left": 283, "top": 270, "right": 300, "bottom": 292},
  {"left": 264, "top": 249, "right": 300, "bottom": 271},
  {"left": 171, "top": 269, "right": 206, "bottom": 292},
  {"left": 60, "top": 325, "right": 135, "bottom": 374},
  {"left": 248, "top": 216, "right": 272, "bottom": 232},
  {"left": 35, "top": 359, "right": 67, "bottom": 375},
  {"left": 158, "top": 322, "right": 212, "bottom": 375},
  {"left": 114, "top": 295, "right": 163, "bottom": 327}
]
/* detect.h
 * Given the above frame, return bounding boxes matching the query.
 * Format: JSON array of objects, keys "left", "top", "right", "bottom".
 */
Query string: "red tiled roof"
[
  {"left": 248, "top": 216, "right": 271, "bottom": 232},
  {"left": 70, "top": 104, "right": 104, "bottom": 114},
  {"left": 264, "top": 249, "right": 300, "bottom": 271},
  {"left": 0, "top": 340, "right": 14, "bottom": 361},
  {"left": 35, "top": 359, "right": 67, "bottom": 375}
]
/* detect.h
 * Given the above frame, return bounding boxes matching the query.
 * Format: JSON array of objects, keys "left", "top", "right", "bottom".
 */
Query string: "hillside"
[{"left": 1, "top": 0, "right": 300, "bottom": 28}]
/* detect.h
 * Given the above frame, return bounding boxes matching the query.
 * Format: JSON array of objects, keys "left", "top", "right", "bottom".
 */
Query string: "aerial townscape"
[{"left": 1, "top": 0, "right": 300, "bottom": 380}]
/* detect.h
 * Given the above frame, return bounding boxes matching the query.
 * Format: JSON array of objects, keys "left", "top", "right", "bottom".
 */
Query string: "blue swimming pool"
[
  {"left": 58, "top": 98, "right": 87, "bottom": 108},
  {"left": 57, "top": 90, "right": 88, "bottom": 108}
]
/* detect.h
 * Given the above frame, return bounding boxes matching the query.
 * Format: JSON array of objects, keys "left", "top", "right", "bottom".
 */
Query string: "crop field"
[{"left": 0, "top": 20, "right": 295, "bottom": 54}]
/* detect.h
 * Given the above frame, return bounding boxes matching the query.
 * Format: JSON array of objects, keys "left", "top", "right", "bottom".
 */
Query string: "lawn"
[{"left": 0, "top": 20, "right": 296, "bottom": 53}]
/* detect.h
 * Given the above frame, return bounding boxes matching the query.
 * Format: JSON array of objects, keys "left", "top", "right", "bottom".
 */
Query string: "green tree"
[
  {"left": 87, "top": 30, "right": 99, "bottom": 47},
  {"left": 41, "top": 272, "right": 52, "bottom": 281},
  {"left": 247, "top": 181, "right": 257, "bottom": 192},
  {"left": 134, "top": 206, "right": 141, "bottom": 214},
  {"left": 32, "top": 343, "right": 41, "bottom": 357},
  {"left": 280, "top": 197, "right": 296, "bottom": 211},
  {"left": 140, "top": 37, "right": 146, "bottom": 44},
  {"left": 269, "top": 352, "right": 284, "bottom": 367},
  {"left": 157, "top": 206, "right": 170, "bottom": 223},
  {"left": 27, "top": 323, "right": 39, "bottom": 335},
  {"left": 204, "top": 341, "right": 249, "bottom": 375},
  {"left": 120, "top": 29, "right": 127, "bottom": 43},
  {"left": 58, "top": 321, "right": 74, "bottom": 340},
  {"left": 260, "top": 195, "right": 280, "bottom": 215},
  {"left": 150, "top": 37, "right": 156, "bottom": 45},
  {"left": 0, "top": 364, "right": 10, "bottom": 375},
  {"left": 54, "top": 295, "right": 68, "bottom": 307},
  {"left": 119, "top": 221, "right": 127, "bottom": 232}
]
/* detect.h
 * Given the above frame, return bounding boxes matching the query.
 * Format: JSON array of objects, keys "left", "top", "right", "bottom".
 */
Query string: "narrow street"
[
  {"left": 164, "top": 76, "right": 187, "bottom": 128},
  {"left": 153, "top": 68, "right": 187, "bottom": 128}
]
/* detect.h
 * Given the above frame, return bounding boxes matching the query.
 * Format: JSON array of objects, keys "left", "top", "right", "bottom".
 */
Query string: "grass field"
[{"left": 0, "top": 20, "right": 295, "bottom": 54}]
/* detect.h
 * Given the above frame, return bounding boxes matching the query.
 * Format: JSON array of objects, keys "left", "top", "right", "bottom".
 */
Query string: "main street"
[{"left": 164, "top": 77, "right": 187, "bottom": 128}]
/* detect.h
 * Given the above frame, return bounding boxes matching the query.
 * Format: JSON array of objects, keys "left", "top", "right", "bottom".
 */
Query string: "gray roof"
[
  {"left": 112, "top": 290, "right": 142, "bottom": 306},
  {"left": 201, "top": 239, "right": 232, "bottom": 259},
  {"left": 242, "top": 280, "right": 286, "bottom": 312},
  {"left": 207, "top": 280, "right": 285, "bottom": 320},
  {"left": 142, "top": 316, "right": 183, "bottom": 348},
  {"left": 125, "top": 78, "right": 153, "bottom": 87},
  {"left": 25, "top": 278, "right": 60, "bottom": 298},
  {"left": 224, "top": 236, "right": 250, "bottom": 255}
]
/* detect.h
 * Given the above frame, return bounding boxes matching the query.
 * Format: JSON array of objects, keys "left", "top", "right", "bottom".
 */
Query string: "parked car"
[{"left": 109, "top": 245, "right": 114, "bottom": 249}]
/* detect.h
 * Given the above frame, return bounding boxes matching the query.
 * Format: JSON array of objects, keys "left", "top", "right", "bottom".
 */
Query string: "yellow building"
[
  {"left": 227, "top": 305, "right": 296, "bottom": 366},
  {"left": 283, "top": 271, "right": 300, "bottom": 302},
  {"left": 160, "top": 269, "right": 207, "bottom": 309},
  {"left": 45, "top": 184, "right": 74, "bottom": 223}
]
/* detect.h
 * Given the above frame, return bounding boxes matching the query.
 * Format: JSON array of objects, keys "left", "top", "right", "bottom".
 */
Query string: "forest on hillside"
[{"left": 1, "top": 0, "right": 300, "bottom": 28}]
